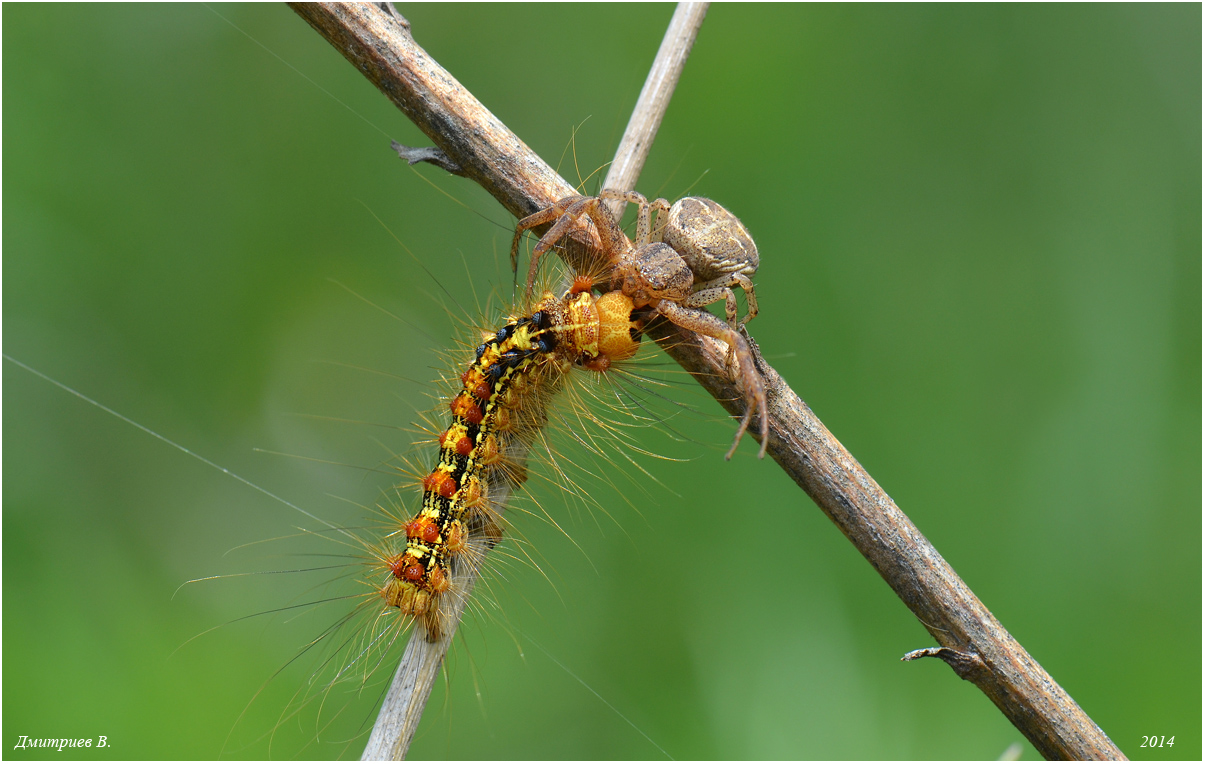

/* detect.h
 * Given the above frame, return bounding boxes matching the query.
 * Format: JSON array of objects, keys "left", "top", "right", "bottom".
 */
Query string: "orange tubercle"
[
  {"left": 443, "top": 521, "right": 466, "bottom": 554},
  {"left": 450, "top": 393, "right": 484, "bottom": 425},
  {"left": 492, "top": 406, "right": 512, "bottom": 432},
  {"left": 570, "top": 274, "right": 595, "bottom": 294},
  {"left": 460, "top": 476, "right": 486, "bottom": 508},
  {"left": 402, "top": 560, "right": 425, "bottom": 582},
  {"left": 475, "top": 434, "right": 501, "bottom": 466},
  {"left": 405, "top": 516, "right": 441, "bottom": 545},
  {"left": 422, "top": 470, "right": 458, "bottom": 498},
  {"left": 427, "top": 565, "right": 449, "bottom": 594},
  {"left": 389, "top": 554, "right": 426, "bottom": 583}
]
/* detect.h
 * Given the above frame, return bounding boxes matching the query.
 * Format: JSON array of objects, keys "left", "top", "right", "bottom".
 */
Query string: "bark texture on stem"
[{"left": 290, "top": 3, "right": 1125, "bottom": 760}]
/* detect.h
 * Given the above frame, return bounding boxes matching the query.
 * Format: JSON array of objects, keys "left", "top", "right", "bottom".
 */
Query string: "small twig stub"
[
  {"left": 390, "top": 141, "right": 464, "bottom": 176},
  {"left": 902, "top": 646, "right": 988, "bottom": 682}
]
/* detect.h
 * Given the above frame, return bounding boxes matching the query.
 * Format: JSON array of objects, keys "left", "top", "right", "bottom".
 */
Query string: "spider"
[{"left": 510, "top": 190, "right": 767, "bottom": 459}]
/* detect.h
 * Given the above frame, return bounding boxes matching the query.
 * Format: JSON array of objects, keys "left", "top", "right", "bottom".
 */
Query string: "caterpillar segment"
[{"left": 382, "top": 287, "right": 641, "bottom": 639}]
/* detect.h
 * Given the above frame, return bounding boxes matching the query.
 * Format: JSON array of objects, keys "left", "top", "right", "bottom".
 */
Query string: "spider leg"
[
  {"left": 650, "top": 198, "right": 671, "bottom": 243},
  {"left": 690, "top": 273, "right": 758, "bottom": 329},
  {"left": 577, "top": 196, "right": 633, "bottom": 268},
  {"left": 510, "top": 195, "right": 587, "bottom": 287},
  {"left": 655, "top": 300, "right": 768, "bottom": 459},
  {"left": 600, "top": 189, "right": 652, "bottom": 246},
  {"left": 684, "top": 285, "right": 740, "bottom": 330},
  {"left": 512, "top": 194, "right": 634, "bottom": 294},
  {"left": 682, "top": 284, "right": 741, "bottom": 371},
  {"left": 525, "top": 198, "right": 603, "bottom": 293}
]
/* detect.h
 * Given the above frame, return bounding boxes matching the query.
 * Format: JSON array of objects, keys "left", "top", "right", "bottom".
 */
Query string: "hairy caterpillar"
[
  {"left": 132, "top": 253, "right": 677, "bottom": 758},
  {"left": 382, "top": 282, "right": 643, "bottom": 640}
]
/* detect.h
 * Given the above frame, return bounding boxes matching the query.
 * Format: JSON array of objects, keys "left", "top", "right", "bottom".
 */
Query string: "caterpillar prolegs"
[{"left": 381, "top": 283, "right": 642, "bottom": 639}]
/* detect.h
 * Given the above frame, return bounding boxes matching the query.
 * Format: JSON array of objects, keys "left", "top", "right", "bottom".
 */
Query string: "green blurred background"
[{"left": 4, "top": 4, "right": 1199, "bottom": 760}]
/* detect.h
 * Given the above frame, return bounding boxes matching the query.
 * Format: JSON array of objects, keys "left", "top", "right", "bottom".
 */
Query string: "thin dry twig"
[
  {"left": 600, "top": 2, "right": 709, "bottom": 221},
  {"left": 291, "top": 3, "right": 1126, "bottom": 761}
]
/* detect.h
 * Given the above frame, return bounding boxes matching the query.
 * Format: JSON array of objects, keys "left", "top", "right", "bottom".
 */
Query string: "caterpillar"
[
  {"left": 380, "top": 280, "right": 643, "bottom": 640},
  {"left": 187, "top": 264, "right": 665, "bottom": 757}
]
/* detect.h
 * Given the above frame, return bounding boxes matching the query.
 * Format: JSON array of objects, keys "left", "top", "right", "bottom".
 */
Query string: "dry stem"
[
  {"left": 600, "top": 2, "right": 709, "bottom": 221},
  {"left": 290, "top": 3, "right": 1126, "bottom": 761}
]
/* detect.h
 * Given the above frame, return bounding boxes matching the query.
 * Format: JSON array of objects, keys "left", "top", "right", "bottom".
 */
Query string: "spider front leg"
[
  {"left": 510, "top": 195, "right": 587, "bottom": 292},
  {"left": 511, "top": 194, "right": 632, "bottom": 295},
  {"left": 654, "top": 300, "right": 768, "bottom": 459}
]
